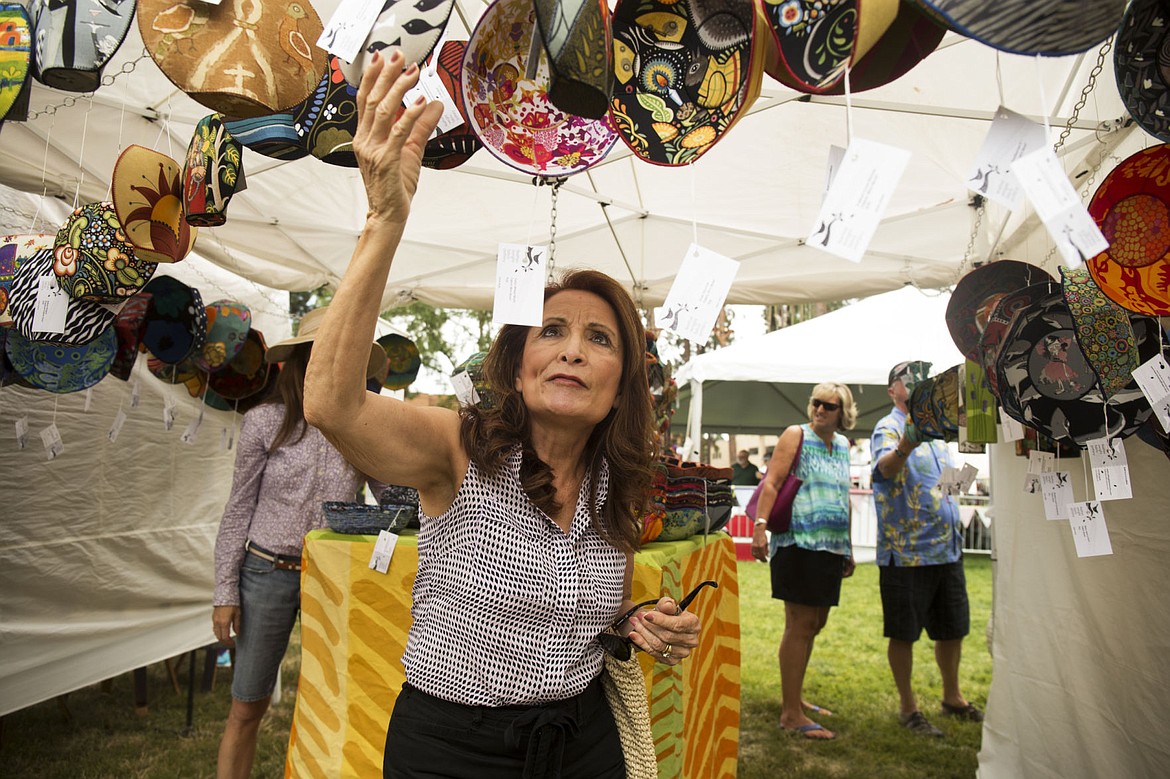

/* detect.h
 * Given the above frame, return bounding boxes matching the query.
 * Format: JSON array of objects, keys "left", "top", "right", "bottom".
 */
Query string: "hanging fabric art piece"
[
  {"left": 112, "top": 145, "right": 198, "bottom": 264},
  {"left": 53, "top": 202, "right": 156, "bottom": 303},
  {"left": 183, "top": 114, "right": 244, "bottom": 227},
  {"left": 0, "top": 3, "right": 31, "bottom": 120},
  {"left": 763, "top": 0, "right": 898, "bottom": 93},
  {"left": 28, "top": 0, "right": 137, "bottom": 92}
]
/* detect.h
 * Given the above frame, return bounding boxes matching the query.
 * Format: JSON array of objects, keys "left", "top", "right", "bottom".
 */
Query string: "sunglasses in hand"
[{"left": 597, "top": 580, "right": 718, "bottom": 661}]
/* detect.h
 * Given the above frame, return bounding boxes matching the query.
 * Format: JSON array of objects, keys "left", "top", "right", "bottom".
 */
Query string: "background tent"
[{"left": 672, "top": 286, "right": 965, "bottom": 440}]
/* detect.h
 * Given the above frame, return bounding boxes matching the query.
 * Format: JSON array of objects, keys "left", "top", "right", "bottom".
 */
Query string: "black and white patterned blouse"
[{"left": 403, "top": 446, "right": 626, "bottom": 706}]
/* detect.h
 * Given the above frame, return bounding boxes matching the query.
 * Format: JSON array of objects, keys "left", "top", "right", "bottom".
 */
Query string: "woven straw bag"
[{"left": 600, "top": 652, "right": 658, "bottom": 779}]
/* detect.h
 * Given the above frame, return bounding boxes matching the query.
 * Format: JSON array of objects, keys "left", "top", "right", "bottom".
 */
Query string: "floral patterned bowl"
[{"left": 462, "top": 0, "right": 618, "bottom": 177}]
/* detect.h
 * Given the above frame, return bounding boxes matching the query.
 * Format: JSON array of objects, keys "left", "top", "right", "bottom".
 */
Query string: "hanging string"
[
  {"left": 843, "top": 64, "right": 854, "bottom": 147},
  {"left": 52, "top": 394, "right": 59, "bottom": 426},
  {"left": 32, "top": 114, "right": 55, "bottom": 230},
  {"left": 689, "top": 161, "right": 698, "bottom": 247},
  {"left": 995, "top": 51, "right": 1005, "bottom": 108},
  {"left": 1082, "top": 444, "right": 1092, "bottom": 501},
  {"left": 72, "top": 95, "right": 96, "bottom": 210}
]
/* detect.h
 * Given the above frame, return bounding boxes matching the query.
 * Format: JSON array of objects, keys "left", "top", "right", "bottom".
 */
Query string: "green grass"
[
  {"left": 0, "top": 557, "right": 992, "bottom": 778},
  {"left": 738, "top": 555, "right": 993, "bottom": 779}
]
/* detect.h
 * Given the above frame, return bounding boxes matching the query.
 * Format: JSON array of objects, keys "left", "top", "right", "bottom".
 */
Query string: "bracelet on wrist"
[
  {"left": 754, "top": 518, "right": 768, "bottom": 527},
  {"left": 894, "top": 447, "right": 908, "bottom": 458}
]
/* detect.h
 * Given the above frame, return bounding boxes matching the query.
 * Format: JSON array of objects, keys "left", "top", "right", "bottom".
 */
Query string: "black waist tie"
[{"left": 504, "top": 703, "right": 582, "bottom": 779}]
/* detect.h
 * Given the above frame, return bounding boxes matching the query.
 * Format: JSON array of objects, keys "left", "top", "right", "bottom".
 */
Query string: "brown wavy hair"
[
  {"left": 264, "top": 343, "right": 311, "bottom": 453},
  {"left": 459, "top": 269, "right": 655, "bottom": 554}
]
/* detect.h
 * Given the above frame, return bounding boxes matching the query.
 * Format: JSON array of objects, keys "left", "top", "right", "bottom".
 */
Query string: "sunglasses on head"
[
  {"left": 597, "top": 580, "right": 719, "bottom": 661},
  {"left": 812, "top": 398, "right": 841, "bottom": 412}
]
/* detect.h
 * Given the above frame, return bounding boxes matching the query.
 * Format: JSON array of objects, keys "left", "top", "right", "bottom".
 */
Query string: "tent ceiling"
[{"left": 0, "top": 2, "right": 1145, "bottom": 311}]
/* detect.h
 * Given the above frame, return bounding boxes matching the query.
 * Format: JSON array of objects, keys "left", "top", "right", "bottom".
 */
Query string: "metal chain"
[
  {"left": 25, "top": 48, "right": 150, "bottom": 122},
  {"left": 547, "top": 177, "right": 566, "bottom": 280},
  {"left": 957, "top": 195, "right": 985, "bottom": 280},
  {"left": 1042, "top": 37, "right": 1113, "bottom": 266},
  {"left": 1053, "top": 38, "right": 1112, "bottom": 154}
]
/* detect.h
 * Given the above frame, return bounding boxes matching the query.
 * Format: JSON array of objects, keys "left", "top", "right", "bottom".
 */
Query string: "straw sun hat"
[{"left": 265, "top": 307, "right": 386, "bottom": 379}]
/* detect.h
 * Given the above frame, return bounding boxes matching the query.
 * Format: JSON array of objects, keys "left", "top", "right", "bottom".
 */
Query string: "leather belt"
[{"left": 245, "top": 540, "right": 302, "bottom": 572}]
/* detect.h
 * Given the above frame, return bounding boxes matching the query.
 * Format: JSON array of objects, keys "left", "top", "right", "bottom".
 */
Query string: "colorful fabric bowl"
[
  {"left": 946, "top": 260, "right": 1054, "bottom": 362},
  {"left": 222, "top": 112, "right": 309, "bottom": 161},
  {"left": 463, "top": 0, "right": 619, "bottom": 177},
  {"left": 0, "top": 4, "right": 31, "bottom": 121},
  {"left": 112, "top": 146, "right": 198, "bottom": 264},
  {"left": 193, "top": 300, "right": 251, "bottom": 373},
  {"left": 1, "top": 233, "right": 53, "bottom": 327},
  {"left": 28, "top": 0, "right": 134, "bottom": 92},
  {"left": 452, "top": 350, "right": 494, "bottom": 408},
  {"left": 293, "top": 56, "right": 359, "bottom": 167},
  {"left": 1060, "top": 266, "right": 1139, "bottom": 401},
  {"left": 814, "top": 0, "right": 947, "bottom": 95},
  {"left": 422, "top": 40, "right": 483, "bottom": 170},
  {"left": 533, "top": 0, "right": 612, "bottom": 119},
  {"left": 7, "top": 246, "right": 117, "bottom": 345},
  {"left": 5, "top": 326, "right": 116, "bottom": 393},
  {"left": 183, "top": 114, "right": 244, "bottom": 227},
  {"left": 930, "top": 364, "right": 961, "bottom": 438},
  {"left": 764, "top": 0, "right": 899, "bottom": 93},
  {"left": 378, "top": 333, "right": 421, "bottom": 390},
  {"left": 139, "top": 0, "right": 327, "bottom": 119},
  {"left": 338, "top": 0, "right": 456, "bottom": 88},
  {"left": 909, "top": 375, "right": 945, "bottom": 440},
  {"left": 609, "top": 0, "right": 769, "bottom": 166},
  {"left": 53, "top": 202, "right": 156, "bottom": 303},
  {"left": 909, "top": 0, "right": 1127, "bottom": 57},
  {"left": 147, "top": 354, "right": 207, "bottom": 398},
  {"left": 109, "top": 292, "right": 152, "bottom": 381},
  {"left": 140, "top": 275, "right": 207, "bottom": 364},
  {"left": 995, "top": 290, "right": 1159, "bottom": 446},
  {"left": 1115, "top": 0, "right": 1170, "bottom": 143},
  {"left": 208, "top": 328, "right": 270, "bottom": 400},
  {"left": 236, "top": 361, "right": 279, "bottom": 414},
  {"left": 977, "top": 280, "right": 1059, "bottom": 398},
  {"left": 1086, "top": 143, "right": 1170, "bottom": 316}
]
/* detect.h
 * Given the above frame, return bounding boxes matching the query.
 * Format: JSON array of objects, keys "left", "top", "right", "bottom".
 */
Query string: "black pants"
[{"left": 383, "top": 676, "right": 626, "bottom": 779}]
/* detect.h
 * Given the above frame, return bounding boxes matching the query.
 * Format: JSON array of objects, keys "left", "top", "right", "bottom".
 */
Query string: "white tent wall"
[
  {"left": 0, "top": 257, "right": 291, "bottom": 718},
  {"left": 0, "top": 5, "right": 1148, "bottom": 310},
  {"left": 979, "top": 441, "right": 1170, "bottom": 778}
]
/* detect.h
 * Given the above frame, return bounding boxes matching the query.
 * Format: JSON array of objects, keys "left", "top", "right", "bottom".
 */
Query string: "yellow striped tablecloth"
[{"left": 285, "top": 530, "right": 740, "bottom": 779}]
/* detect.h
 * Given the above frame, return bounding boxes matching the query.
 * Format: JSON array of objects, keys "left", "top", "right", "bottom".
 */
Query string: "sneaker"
[
  {"left": 900, "top": 710, "right": 944, "bottom": 737},
  {"left": 941, "top": 701, "right": 984, "bottom": 722}
]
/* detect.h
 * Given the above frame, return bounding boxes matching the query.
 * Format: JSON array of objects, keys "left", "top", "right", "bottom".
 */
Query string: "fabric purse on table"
[
  {"left": 745, "top": 429, "right": 804, "bottom": 533},
  {"left": 600, "top": 652, "right": 658, "bottom": 779}
]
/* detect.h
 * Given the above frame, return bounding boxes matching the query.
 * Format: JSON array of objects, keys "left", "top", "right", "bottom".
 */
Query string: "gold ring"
[{"left": 663, "top": 643, "right": 673, "bottom": 659}]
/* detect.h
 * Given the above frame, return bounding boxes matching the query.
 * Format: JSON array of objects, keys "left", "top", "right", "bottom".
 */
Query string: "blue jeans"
[{"left": 231, "top": 556, "right": 301, "bottom": 701}]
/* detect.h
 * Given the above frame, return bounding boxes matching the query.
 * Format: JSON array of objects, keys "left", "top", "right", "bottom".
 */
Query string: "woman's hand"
[
  {"left": 625, "top": 597, "right": 701, "bottom": 666},
  {"left": 843, "top": 554, "right": 856, "bottom": 578},
  {"left": 352, "top": 49, "right": 445, "bottom": 228},
  {"left": 750, "top": 523, "right": 769, "bottom": 561},
  {"left": 212, "top": 605, "right": 240, "bottom": 648}
]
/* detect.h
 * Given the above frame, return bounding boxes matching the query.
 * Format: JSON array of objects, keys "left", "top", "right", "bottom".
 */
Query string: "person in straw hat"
[
  {"left": 302, "top": 49, "right": 703, "bottom": 778},
  {"left": 211, "top": 307, "right": 387, "bottom": 779}
]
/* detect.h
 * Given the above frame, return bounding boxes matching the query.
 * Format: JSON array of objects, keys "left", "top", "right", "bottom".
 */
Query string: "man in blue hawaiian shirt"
[{"left": 871, "top": 361, "right": 983, "bottom": 737}]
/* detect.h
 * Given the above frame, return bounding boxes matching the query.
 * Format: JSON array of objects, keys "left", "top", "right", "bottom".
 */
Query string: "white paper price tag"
[
  {"left": 163, "top": 394, "right": 178, "bottom": 431},
  {"left": 1024, "top": 449, "right": 1055, "bottom": 494},
  {"left": 1067, "top": 501, "right": 1113, "bottom": 558},
  {"left": 493, "top": 243, "right": 547, "bottom": 326},
  {"left": 958, "top": 463, "right": 978, "bottom": 493},
  {"left": 84, "top": 387, "right": 93, "bottom": 412},
  {"left": 658, "top": 244, "right": 740, "bottom": 344},
  {"left": 180, "top": 410, "right": 204, "bottom": 444},
  {"left": 806, "top": 138, "right": 911, "bottom": 263},
  {"left": 108, "top": 408, "right": 128, "bottom": 443},
  {"left": 15, "top": 415, "right": 28, "bottom": 449},
  {"left": 1086, "top": 437, "right": 1132, "bottom": 501},
  {"left": 40, "top": 422, "right": 64, "bottom": 460},
  {"left": 318, "top": 0, "right": 383, "bottom": 63},
  {"left": 965, "top": 107, "right": 1046, "bottom": 211},
  {"left": 451, "top": 370, "right": 479, "bottom": 407},
  {"left": 999, "top": 408, "right": 1025, "bottom": 442},
  {"left": 130, "top": 380, "right": 141, "bottom": 409},
  {"left": 1011, "top": 148, "right": 1108, "bottom": 267},
  {"left": 32, "top": 275, "right": 69, "bottom": 334},
  {"left": 1133, "top": 353, "right": 1170, "bottom": 430},
  {"left": 1040, "top": 471, "right": 1073, "bottom": 520},
  {"left": 404, "top": 68, "right": 462, "bottom": 135},
  {"left": 368, "top": 529, "right": 399, "bottom": 573}
]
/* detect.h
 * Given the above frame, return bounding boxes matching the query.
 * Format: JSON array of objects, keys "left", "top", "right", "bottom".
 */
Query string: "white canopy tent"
[
  {"left": 672, "top": 285, "right": 965, "bottom": 441},
  {"left": 2, "top": 2, "right": 1168, "bottom": 776}
]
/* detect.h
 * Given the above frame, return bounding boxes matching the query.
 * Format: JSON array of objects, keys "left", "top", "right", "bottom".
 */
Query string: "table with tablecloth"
[{"left": 284, "top": 530, "right": 741, "bottom": 778}]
